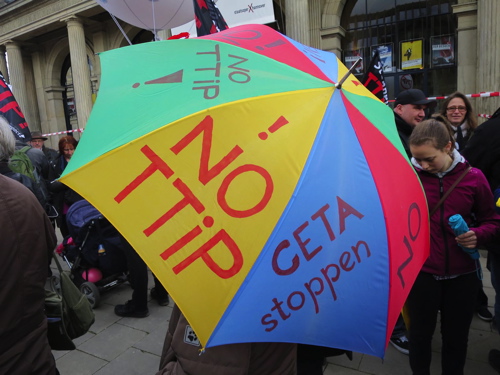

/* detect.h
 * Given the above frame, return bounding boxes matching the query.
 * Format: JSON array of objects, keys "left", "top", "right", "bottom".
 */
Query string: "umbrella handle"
[{"left": 336, "top": 58, "right": 363, "bottom": 89}]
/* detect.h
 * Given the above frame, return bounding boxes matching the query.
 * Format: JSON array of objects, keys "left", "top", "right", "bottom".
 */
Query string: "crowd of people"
[{"left": 2, "top": 87, "right": 500, "bottom": 375}]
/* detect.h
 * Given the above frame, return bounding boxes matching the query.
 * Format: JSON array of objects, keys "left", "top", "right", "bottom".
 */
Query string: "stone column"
[
  {"left": 31, "top": 51, "right": 48, "bottom": 134},
  {"left": 157, "top": 29, "right": 171, "bottom": 41},
  {"left": 453, "top": 1, "right": 477, "bottom": 100},
  {"left": 91, "top": 26, "right": 107, "bottom": 94},
  {"left": 285, "top": 0, "right": 311, "bottom": 46},
  {"left": 5, "top": 41, "right": 30, "bottom": 124},
  {"left": 23, "top": 55, "right": 41, "bottom": 130},
  {"left": 0, "top": 46, "right": 9, "bottom": 83},
  {"left": 45, "top": 86, "right": 67, "bottom": 148},
  {"left": 476, "top": 0, "right": 500, "bottom": 117},
  {"left": 320, "top": 26, "right": 346, "bottom": 58},
  {"left": 64, "top": 16, "right": 93, "bottom": 129},
  {"left": 308, "top": 0, "right": 322, "bottom": 49}
]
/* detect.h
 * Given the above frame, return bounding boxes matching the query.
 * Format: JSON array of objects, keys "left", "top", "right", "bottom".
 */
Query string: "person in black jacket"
[
  {"left": 393, "top": 89, "right": 437, "bottom": 159},
  {"left": 0, "top": 115, "right": 44, "bottom": 200},
  {"left": 391, "top": 89, "right": 437, "bottom": 354},
  {"left": 49, "top": 135, "right": 83, "bottom": 237},
  {"left": 462, "top": 107, "right": 500, "bottom": 373},
  {"left": 30, "top": 131, "right": 59, "bottom": 163}
]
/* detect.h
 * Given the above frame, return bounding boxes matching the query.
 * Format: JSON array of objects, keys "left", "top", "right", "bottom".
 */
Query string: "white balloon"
[{"left": 96, "top": 0, "right": 194, "bottom": 31}]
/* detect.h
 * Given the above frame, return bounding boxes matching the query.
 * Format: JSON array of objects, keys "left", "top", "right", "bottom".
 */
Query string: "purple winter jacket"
[{"left": 413, "top": 155, "right": 500, "bottom": 276}]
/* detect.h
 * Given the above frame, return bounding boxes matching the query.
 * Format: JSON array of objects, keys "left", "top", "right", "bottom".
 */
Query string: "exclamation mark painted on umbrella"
[
  {"left": 132, "top": 70, "right": 184, "bottom": 88},
  {"left": 258, "top": 116, "right": 289, "bottom": 140},
  {"left": 255, "top": 40, "right": 286, "bottom": 50}
]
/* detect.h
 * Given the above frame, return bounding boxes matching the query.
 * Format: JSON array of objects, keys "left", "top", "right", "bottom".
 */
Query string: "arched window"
[
  {"left": 61, "top": 54, "right": 96, "bottom": 133},
  {"left": 342, "top": 0, "right": 457, "bottom": 99}
]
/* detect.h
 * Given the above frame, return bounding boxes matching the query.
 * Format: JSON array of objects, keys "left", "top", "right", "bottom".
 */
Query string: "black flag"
[
  {"left": 194, "top": 0, "right": 229, "bottom": 37},
  {"left": 362, "top": 51, "right": 389, "bottom": 105},
  {"left": 0, "top": 70, "right": 31, "bottom": 141}
]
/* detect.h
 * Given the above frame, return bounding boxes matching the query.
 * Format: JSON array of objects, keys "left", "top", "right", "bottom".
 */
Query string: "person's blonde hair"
[{"left": 0, "top": 115, "right": 16, "bottom": 161}]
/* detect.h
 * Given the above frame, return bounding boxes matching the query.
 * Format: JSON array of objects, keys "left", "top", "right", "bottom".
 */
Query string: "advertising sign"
[
  {"left": 431, "top": 35, "right": 455, "bottom": 67},
  {"left": 172, "top": 0, "right": 275, "bottom": 37},
  {"left": 400, "top": 39, "right": 423, "bottom": 70},
  {"left": 344, "top": 49, "right": 364, "bottom": 74},
  {"left": 371, "top": 44, "right": 393, "bottom": 72}
]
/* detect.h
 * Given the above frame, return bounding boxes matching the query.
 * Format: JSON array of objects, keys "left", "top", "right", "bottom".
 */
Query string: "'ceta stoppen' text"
[{"left": 261, "top": 197, "right": 371, "bottom": 332}]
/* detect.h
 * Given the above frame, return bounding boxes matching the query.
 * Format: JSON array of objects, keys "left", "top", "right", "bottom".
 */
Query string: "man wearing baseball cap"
[
  {"left": 389, "top": 89, "right": 436, "bottom": 355},
  {"left": 30, "top": 131, "right": 58, "bottom": 163},
  {"left": 394, "top": 89, "right": 437, "bottom": 158}
]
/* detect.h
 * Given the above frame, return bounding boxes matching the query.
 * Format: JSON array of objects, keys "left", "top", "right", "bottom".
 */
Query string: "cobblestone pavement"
[{"left": 52, "top": 249, "right": 500, "bottom": 375}]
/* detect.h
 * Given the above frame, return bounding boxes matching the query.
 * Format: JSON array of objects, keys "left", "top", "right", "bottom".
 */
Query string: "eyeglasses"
[
  {"left": 446, "top": 106, "right": 467, "bottom": 113},
  {"left": 63, "top": 148, "right": 75, "bottom": 152}
]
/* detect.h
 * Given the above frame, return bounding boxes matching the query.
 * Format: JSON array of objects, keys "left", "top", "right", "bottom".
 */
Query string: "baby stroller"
[{"left": 57, "top": 199, "right": 128, "bottom": 308}]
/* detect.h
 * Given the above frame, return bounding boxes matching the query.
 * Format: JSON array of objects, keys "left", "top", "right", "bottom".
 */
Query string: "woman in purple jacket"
[{"left": 407, "top": 117, "right": 500, "bottom": 375}]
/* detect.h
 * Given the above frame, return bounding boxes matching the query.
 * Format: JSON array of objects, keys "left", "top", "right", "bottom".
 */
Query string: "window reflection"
[{"left": 341, "top": 0, "right": 457, "bottom": 99}]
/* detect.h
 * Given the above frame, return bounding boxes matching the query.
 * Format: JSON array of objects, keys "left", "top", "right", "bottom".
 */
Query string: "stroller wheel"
[{"left": 80, "top": 282, "right": 101, "bottom": 309}]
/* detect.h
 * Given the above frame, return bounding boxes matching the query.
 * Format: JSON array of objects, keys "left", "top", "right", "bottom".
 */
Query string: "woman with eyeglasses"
[
  {"left": 440, "top": 92, "right": 494, "bottom": 324},
  {"left": 439, "top": 92, "right": 478, "bottom": 152}
]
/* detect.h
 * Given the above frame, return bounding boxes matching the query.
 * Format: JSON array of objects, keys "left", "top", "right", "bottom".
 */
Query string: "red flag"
[
  {"left": 194, "top": 0, "right": 228, "bottom": 36},
  {"left": 362, "top": 51, "right": 389, "bottom": 105},
  {"left": 0, "top": 70, "right": 31, "bottom": 141}
]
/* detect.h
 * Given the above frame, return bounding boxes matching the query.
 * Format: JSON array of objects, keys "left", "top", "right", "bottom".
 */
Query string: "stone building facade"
[{"left": 0, "top": 0, "right": 498, "bottom": 147}]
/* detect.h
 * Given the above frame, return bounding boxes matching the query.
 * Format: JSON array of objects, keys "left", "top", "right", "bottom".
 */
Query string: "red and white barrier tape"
[
  {"left": 389, "top": 91, "right": 500, "bottom": 103},
  {"left": 42, "top": 128, "right": 84, "bottom": 137},
  {"left": 478, "top": 113, "right": 492, "bottom": 119},
  {"left": 427, "top": 92, "right": 500, "bottom": 100},
  {"left": 40, "top": 91, "right": 498, "bottom": 135}
]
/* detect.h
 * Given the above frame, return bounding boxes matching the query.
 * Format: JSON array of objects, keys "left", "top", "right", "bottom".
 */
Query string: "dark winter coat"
[
  {"left": 0, "top": 175, "right": 57, "bottom": 374},
  {"left": 156, "top": 305, "right": 297, "bottom": 375},
  {"left": 394, "top": 112, "right": 413, "bottom": 159},
  {"left": 49, "top": 154, "right": 82, "bottom": 228},
  {"left": 412, "top": 153, "right": 500, "bottom": 276},
  {"left": 462, "top": 108, "right": 500, "bottom": 191}
]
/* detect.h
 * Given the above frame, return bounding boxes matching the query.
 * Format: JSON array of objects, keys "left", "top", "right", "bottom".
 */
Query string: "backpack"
[
  {"left": 46, "top": 253, "right": 95, "bottom": 350},
  {"left": 9, "top": 146, "right": 57, "bottom": 218},
  {"left": 9, "top": 146, "right": 36, "bottom": 181}
]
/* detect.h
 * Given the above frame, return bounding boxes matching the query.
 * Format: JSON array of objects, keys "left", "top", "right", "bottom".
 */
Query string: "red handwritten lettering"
[
  {"left": 272, "top": 240, "right": 298, "bottom": 276},
  {"left": 170, "top": 229, "right": 243, "bottom": 279},
  {"left": 144, "top": 178, "right": 205, "bottom": 237},
  {"left": 160, "top": 226, "right": 203, "bottom": 261},
  {"left": 170, "top": 116, "right": 243, "bottom": 185},
  {"left": 262, "top": 240, "right": 371, "bottom": 332},
  {"left": 114, "top": 145, "right": 174, "bottom": 203},
  {"left": 338, "top": 196, "right": 364, "bottom": 234},
  {"left": 218, "top": 164, "right": 273, "bottom": 218}
]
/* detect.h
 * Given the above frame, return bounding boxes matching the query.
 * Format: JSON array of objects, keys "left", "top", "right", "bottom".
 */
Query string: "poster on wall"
[
  {"left": 371, "top": 44, "right": 393, "bottom": 72},
  {"left": 344, "top": 49, "right": 364, "bottom": 74},
  {"left": 172, "top": 0, "right": 275, "bottom": 38},
  {"left": 400, "top": 39, "right": 423, "bottom": 70},
  {"left": 431, "top": 35, "right": 455, "bottom": 67}
]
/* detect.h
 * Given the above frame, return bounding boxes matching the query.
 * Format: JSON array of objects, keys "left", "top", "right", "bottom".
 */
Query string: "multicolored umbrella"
[{"left": 60, "top": 24, "right": 429, "bottom": 357}]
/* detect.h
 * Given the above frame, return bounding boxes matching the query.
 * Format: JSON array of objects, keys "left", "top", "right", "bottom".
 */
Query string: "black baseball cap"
[{"left": 394, "top": 89, "right": 437, "bottom": 108}]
